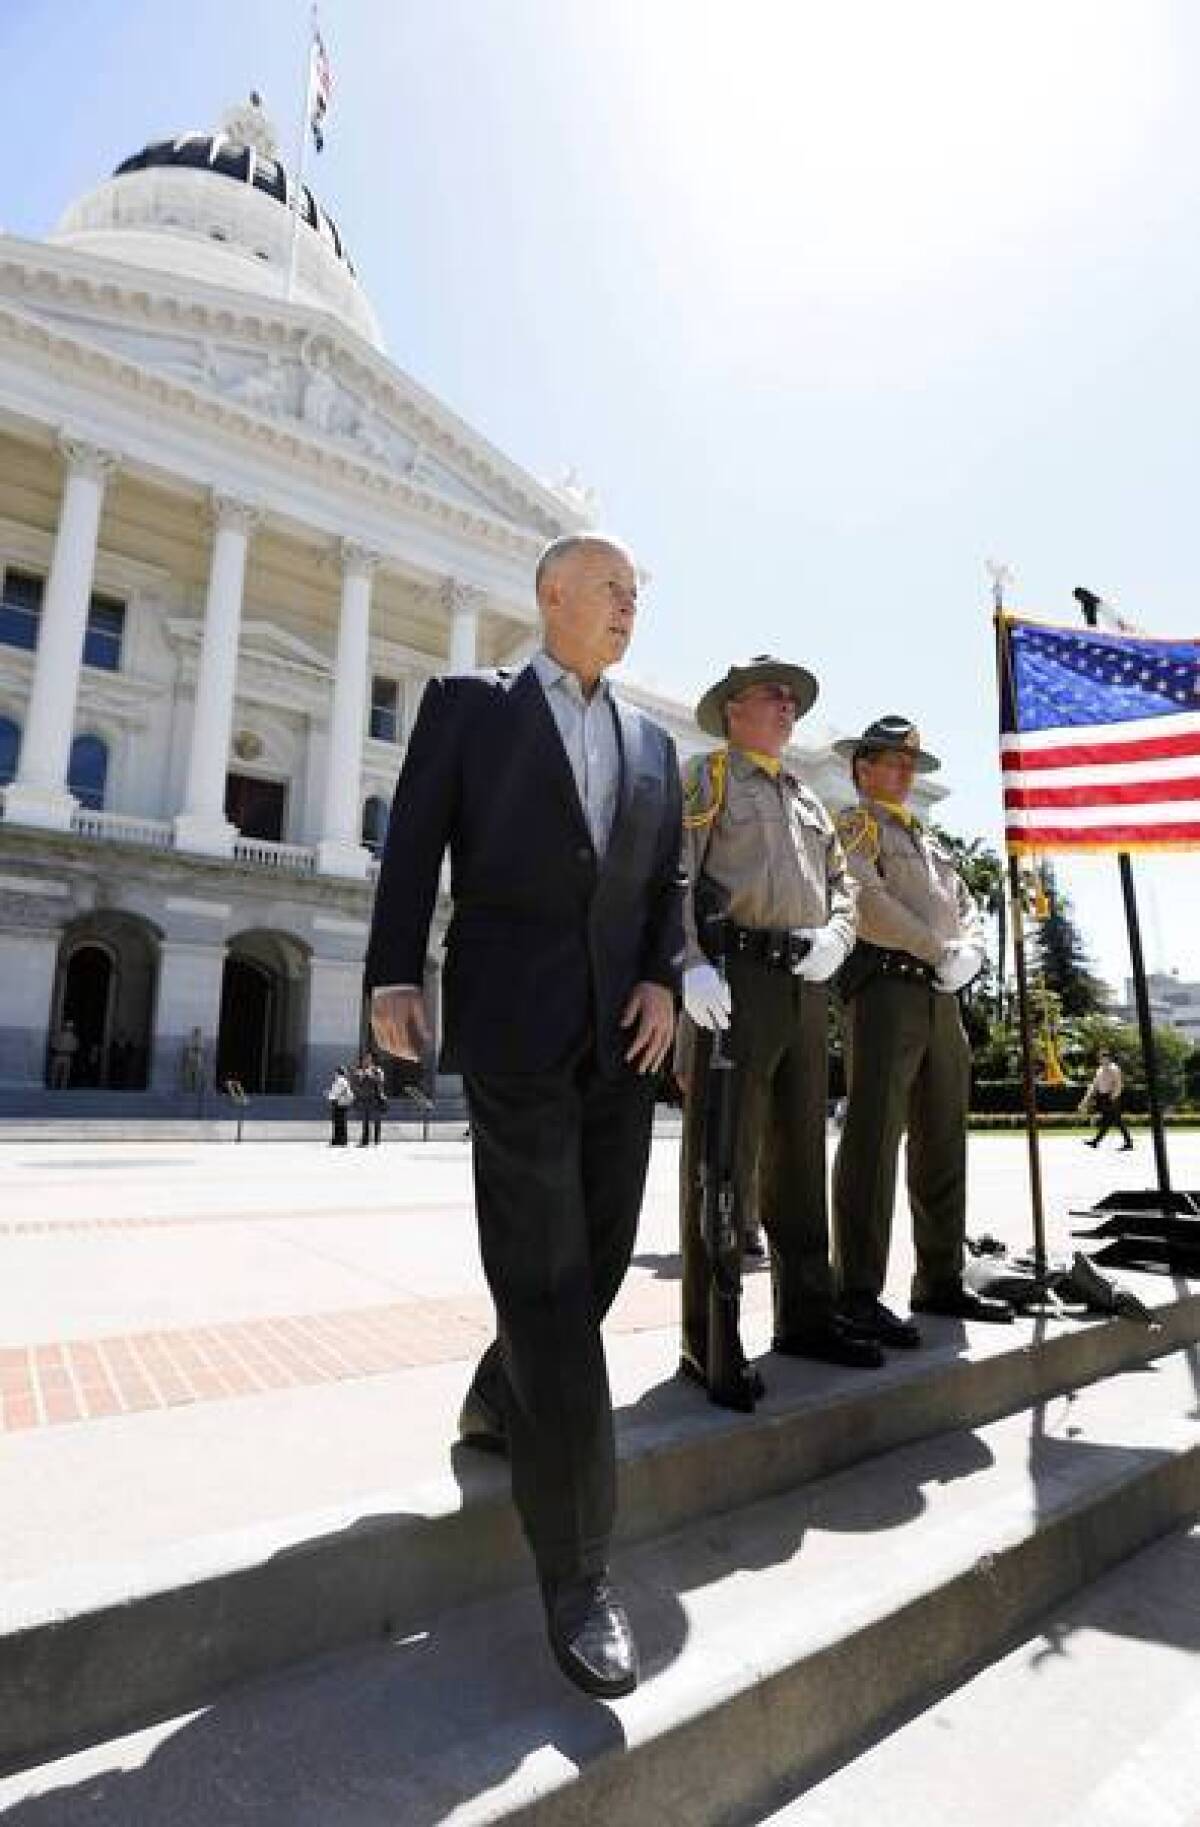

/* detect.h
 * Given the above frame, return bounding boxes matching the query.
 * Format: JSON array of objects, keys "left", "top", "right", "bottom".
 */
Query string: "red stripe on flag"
[
  {"left": 1004, "top": 776, "right": 1200, "bottom": 810},
  {"left": 1001, "top": 730, "right": 1200, "bottom": 772},
  {"left": 1005, "top": 821, "right": 1200, "bottom": 848}
]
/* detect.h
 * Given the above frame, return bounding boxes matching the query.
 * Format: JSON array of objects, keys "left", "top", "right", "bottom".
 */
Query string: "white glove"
[
  {"left": 935, "top": 940, "right": 984, "bottom": 994},
  {"left": 683, "top": 962, "right": 732, "bottom": 1030},
  {"left": 796, "top": 925, "right": 848, "bottom": 984}
]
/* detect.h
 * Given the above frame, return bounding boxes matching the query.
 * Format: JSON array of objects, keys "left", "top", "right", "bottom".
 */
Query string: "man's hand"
[
  {"left": 795, "top": 925, "right": 847, "bottom": 984},
  {"left": 683, "top": 962, "right": 732, "bottom": 1031},
  {"left": 620, "top": 981, "right": 676, "bottom": 1074},
  {"left": 935, "top": 940, "right": 984, "bottom": 995},
  {"left": 370, "top": 987, "right": 431, "bottom": 1060}
]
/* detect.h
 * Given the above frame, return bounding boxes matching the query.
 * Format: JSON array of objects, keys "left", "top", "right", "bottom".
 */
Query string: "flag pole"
[
  {"left": 1073, "top": 587, "right": 1173, "bottom": 1203},
  {"left": 286, "top": 10, "right": 317, "bottom": 306},
  {"left": 991, "top": 571, "right": 1049, "bottom": 1282}
]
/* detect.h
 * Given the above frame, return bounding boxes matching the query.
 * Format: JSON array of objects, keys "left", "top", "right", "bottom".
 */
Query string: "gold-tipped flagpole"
[{"left": 989, "top": 562, "right": 1049, "bottom": 1286}]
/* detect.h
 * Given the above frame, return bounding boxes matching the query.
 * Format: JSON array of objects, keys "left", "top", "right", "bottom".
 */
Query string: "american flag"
[
  {"left": 999, "top": 617, "right": 1200, "bottom": 854},
  {"left": 309, "top": 16, "right": 333, "bottom": 153}
]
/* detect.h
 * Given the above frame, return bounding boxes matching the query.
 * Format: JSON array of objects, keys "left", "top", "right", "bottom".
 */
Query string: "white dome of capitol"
[{"left": 49, "top": 95, "right": 383, "bottom": 350}]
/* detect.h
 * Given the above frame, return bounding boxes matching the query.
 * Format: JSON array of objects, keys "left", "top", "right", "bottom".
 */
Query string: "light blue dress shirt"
[{"left": 530, "top": 648, "right": 621, "bottom": 858}]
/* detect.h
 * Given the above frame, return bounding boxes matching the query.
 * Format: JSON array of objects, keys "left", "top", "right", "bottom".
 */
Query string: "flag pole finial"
[{"left": 985, "top": 559, "right": 1013, "bottom": 614}]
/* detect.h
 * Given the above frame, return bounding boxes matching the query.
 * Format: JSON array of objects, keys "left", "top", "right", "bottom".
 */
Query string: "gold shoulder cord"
[
  {"left": 683, "top": 747, "right": 729, "bottom": 830},
  {"left": 837, "top": 805, "right": 880, "bottom": 862}
]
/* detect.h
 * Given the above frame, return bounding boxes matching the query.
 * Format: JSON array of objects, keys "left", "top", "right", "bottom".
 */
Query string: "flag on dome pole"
[
  {"left": 286, "top": 7, "right": 333, "bottom": 301},
  {"left": 309, "top": 11, "right": 333, "bottom": 153}
]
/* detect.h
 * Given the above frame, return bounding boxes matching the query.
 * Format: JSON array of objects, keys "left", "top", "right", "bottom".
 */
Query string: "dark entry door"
[
  {"left": 62, "top": 945, "right": 113, "bottom": 1087},
  {"left": 216, "top": 958, "right": 273, "bottom": 1093},
  {"left": 225, "top": 774, "right": 286, "bottom": 842}
]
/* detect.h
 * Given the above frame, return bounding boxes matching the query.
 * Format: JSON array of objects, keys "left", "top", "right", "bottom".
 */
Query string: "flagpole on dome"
[
  {"left": 286, "top": 6, "right": 329, "bottom": 306},
  {"left": 1073, "top": 586, "right": 1174, "bottom": 1205},
  {"left": 989, "top": 562, "right": 1050, "bottom": 1288}
]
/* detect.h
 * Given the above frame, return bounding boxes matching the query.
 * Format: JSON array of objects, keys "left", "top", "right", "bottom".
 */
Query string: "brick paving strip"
[
  {"left": 0, "top": 1202, "right": 468, "bottom": 1237},
  {"left": 0, "top": 1273, "right": 772, "bottom": 1433}
]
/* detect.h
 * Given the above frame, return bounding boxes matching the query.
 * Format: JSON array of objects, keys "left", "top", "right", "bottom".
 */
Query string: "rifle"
[{"left": 694, "top": 892, "right": 759, "bottom": 1413}]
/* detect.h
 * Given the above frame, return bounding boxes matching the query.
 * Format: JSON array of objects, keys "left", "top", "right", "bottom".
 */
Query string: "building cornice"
[{"left": 0, "top": 235, "right": 584, "bottom": 544}]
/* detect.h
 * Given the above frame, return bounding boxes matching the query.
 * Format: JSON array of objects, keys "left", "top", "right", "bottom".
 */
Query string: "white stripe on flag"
[
  {"left": 1000, "top": 709, "right": 1200, "bottom": 754},
  {"left": 1003, "top": 801, "right": 1200, "bottom": 831},
  {"left": 1002, "top": 754, "right": 1200, "bottom": 789}
]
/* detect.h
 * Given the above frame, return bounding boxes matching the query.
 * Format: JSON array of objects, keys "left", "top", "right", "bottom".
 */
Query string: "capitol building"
[{"left": 0, "top": 97, "right": 938, "bottom": 1111}]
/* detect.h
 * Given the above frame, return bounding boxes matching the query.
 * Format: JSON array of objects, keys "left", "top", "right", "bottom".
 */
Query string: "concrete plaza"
[{"left": 0, "top": 1122, "right": 1193, "bottom": 1588}]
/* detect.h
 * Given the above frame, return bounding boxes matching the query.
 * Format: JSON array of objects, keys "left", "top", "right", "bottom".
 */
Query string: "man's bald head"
[
  {"left": 534, "top": 534, "right": 640, "bottom": 692},
  {"left": 535, "top": 534, "right": 637, "bottom": 605}
]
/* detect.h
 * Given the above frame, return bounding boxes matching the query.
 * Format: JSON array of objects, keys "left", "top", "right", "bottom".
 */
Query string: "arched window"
[
  {"left": 69, "top": 734, "right": 109, "bottom": 811},
  {"left": 0, "top": 715, "right": 19, "bottom": 786},
  {"left": 361, "top": 794, "right": 389, "bottom": 856}
]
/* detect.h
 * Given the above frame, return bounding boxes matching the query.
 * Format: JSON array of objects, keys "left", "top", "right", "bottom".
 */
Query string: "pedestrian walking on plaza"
[
  {"left": 676, "top": 655, "right": 878, "bottom": 1410},
  {"left": 48, "top": 1017, "right": 80, "bottom": 1089},
  {"left": 326, "top": 1065, "right": 353, "bottom": 1147},
  {"left": 353, "top": 1051, "right": 388, "bottom": 1146},
  {"left": 1082, "top": 1053, "right": 1134, "bottom": 1150},
  {"left": 366, "top": 532, "right": 684, "bottom": 1700},
  {"left": 831, "top": 716, "right": 1014, "bottom": 1342}
]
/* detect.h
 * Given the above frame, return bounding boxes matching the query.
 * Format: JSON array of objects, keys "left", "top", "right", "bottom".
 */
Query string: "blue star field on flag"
[{"left": 1005, "top": 623, "right": 1199, "bottom": 734}]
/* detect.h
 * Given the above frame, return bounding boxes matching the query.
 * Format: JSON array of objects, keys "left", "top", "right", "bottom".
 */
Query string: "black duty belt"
[
  {"left": 863, "top": 943, "right": 936, "bottom": 985},
  {"left": 725, "top": 922, "right": 813, "bottom": 974}
]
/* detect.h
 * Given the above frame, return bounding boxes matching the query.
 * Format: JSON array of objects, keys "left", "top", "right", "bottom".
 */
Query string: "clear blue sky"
[{"left": 3, "top": 0, "right": 1198, "bottom": 992}]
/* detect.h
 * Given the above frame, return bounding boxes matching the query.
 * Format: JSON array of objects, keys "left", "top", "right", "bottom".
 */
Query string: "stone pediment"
[
  {"left": 0, "top": 242, "right": 581, "bottom": 543},
  {"left": 166, "top": 615, "right": 332, "bottom": 717}
]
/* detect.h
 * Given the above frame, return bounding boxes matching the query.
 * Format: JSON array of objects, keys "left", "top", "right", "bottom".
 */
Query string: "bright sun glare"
[{"left": 621, "top": 1, "right": 1167, "bottom": 289}]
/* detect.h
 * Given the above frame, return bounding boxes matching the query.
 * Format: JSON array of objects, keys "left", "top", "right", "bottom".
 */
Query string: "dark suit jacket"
[{"left": 363, "top": 665, "right": 686, "bottom": 1076}]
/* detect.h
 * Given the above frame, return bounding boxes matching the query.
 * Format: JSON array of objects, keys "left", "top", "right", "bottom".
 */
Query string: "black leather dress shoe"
[
  {"left": 772, "top": 1320, "right": 884, "bottom": 1368},
  {"left": 843, "top": 1299, "right": 922, "bottom": 1350},
  {"left": 457, "top": 1385, "right": 508, "bottom": 1454},
  {"left": 911, "top": 1286, "right": 1014, "bottom": 1323},
  {"left": 545, "top": 1574, "right": 638, "bottom": 1699},
  {"left": 678, "top": 1351, "right": 767, "bottom": 1404}
]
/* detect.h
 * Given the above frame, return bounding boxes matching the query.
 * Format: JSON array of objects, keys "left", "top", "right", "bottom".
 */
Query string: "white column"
[
  {"left": 149, "top": 940, "right": 227, "bottom": 1091},
  {"left": 174, "top": 493, "right": 260, "bottom": 857},
  {"left": 316, "top": 541, "right": 380, "bottom": 879},
  {"left": 3, "top": 436, "right": 118, "bottom": 832},
  {"left": 442, "top": 577, "right": 482, "bottom": 671},
  {"left": 303, "top": 953, "right": 366, "bottom": 1094}
]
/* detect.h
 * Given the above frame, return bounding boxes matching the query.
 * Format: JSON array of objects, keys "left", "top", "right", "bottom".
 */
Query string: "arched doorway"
[
  {"left": 58, "top": 945, "right": 113, "bottom": 1087},
  {"left": 216, "top": 958, "right": 273, "bottom": 1092},
  {"left": 49, "top": 915, "right": 159, "bottom": 1089},
  {"left": 216, "top": 931, "right": 309, "bottom": 1094}
]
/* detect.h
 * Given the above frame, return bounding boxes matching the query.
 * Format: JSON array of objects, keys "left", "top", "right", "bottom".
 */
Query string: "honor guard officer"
[
  {"left": 831, "top": 716, "right": 1013, "bottom": 1342},
  {"left": 678, "top": 656, "right": 881, "bottom": 1391}
]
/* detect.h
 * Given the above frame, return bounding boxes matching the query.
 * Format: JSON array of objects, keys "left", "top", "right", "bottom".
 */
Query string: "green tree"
[{"left": 1036, "top": 866, "right": 1108, "bottom": 1016}]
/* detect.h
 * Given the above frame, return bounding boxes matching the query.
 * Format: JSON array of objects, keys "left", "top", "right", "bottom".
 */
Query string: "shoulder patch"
[
  {"left": 836, "top": 805, "right": 880, "bottom": 861},
  {"left": 682, "top": 748, "right": 728, "bottom": 830}
]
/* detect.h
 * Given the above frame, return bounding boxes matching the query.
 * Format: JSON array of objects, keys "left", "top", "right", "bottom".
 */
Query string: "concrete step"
[
  {"left": 2, "top": 1344, "right": 1198, "bottom": 1825},
  {"left": 761, "top": 1519, "right": 1200, "bottom": 1827},
  {"left": 2, "top": 1281, "right": 1198, "bottom": 1779}
]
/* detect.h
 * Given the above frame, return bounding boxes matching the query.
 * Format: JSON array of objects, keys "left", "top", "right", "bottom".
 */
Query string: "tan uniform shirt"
[
  {"left": 836, "top": 798, "right": 983, "bottom": 966},
  {"left": 682, "top": 748, "right": 857, "bottom": 970}
]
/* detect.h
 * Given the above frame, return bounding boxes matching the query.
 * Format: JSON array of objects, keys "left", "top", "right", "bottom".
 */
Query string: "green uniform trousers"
[
  {"left": 832, "top": 976, "right": 970, "bottom": 1306},
  {"left": 680, "top": 957, "right": 835, "bottom": 1365}
]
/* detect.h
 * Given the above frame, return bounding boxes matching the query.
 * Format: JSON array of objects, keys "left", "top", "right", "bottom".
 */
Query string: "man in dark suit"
[{"left": 365, "top": 533, "right": 685, "bottom": 1699}]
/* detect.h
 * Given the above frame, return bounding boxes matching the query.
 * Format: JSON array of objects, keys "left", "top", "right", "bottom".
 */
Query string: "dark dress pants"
[
  {"left": 463, "top": 1056, "right": 656, "bottom": 1589},
  {"left": 680, "top": 960, "right": 835, "bottom": 1365},
  {"left": 832, "top": 978, "right": 970, "bottom": 1306},
  {"left": 1092, "top": 1094, "right": 1133, "bottom": 1148}
]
